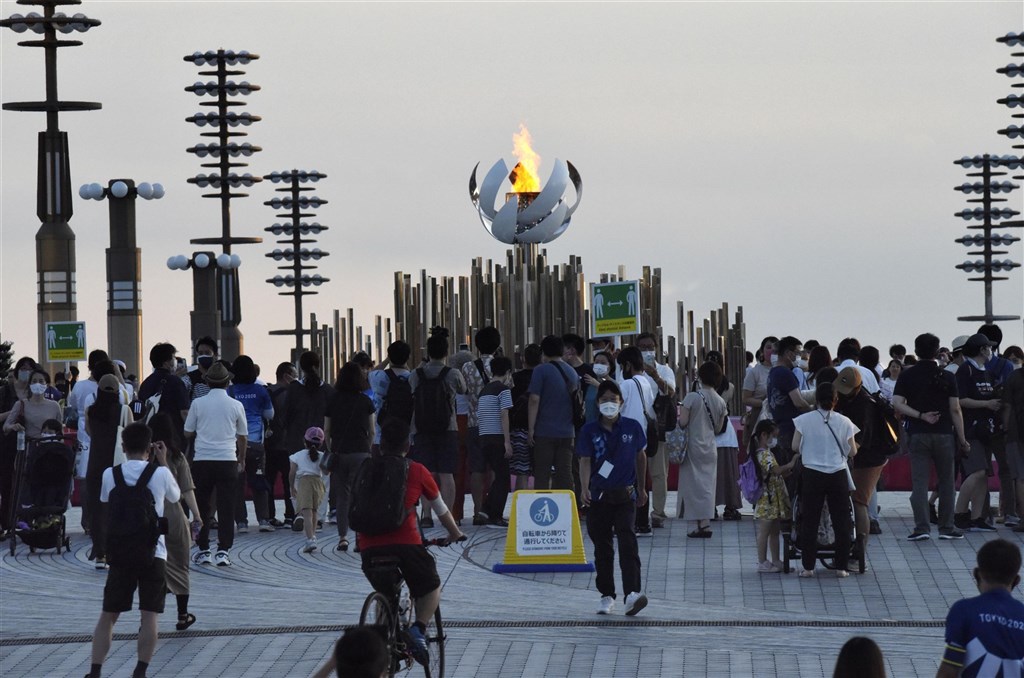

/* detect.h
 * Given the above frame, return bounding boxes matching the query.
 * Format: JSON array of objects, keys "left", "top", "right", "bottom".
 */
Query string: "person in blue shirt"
[
  {"left": 228, "top": 355, "right": 275, "bottom": 533},
  {"left": 938, "top": 538, "right": 1024, "bottom": 677},
  {"left": 576, "top": 380, "right": 648, "bottom": 617}
]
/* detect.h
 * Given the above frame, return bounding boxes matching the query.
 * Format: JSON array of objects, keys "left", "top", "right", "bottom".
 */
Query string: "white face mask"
[
  {"left": 593, "top": 363, "right": 609, "bottom": 377},
  {"left": 598, "top": 402, "right": 621, "bottom": 418},
  {"left": 641, "top": 350, "right": 656, "bottom": 365},
  {"left": 795, "top": 358, "right": 808, "bottom": 371},
  {"left": 17, "top": 370, "right": 31, "bottom": 383},
  {"left": 29, "top": 383, "right": 47, "bottom": 396},
  {"left": 767, "top": 437, "right": 778, "bottom": 448},
  {"left": 769, "top": 354, "right": 779, "bottom": 366}
]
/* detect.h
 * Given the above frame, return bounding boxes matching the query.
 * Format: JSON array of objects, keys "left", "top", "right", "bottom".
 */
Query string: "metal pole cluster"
[
  {"left": 181, "top": 49, "right": 264, "bottom": 361},
  {"left": 952, "top": 31, "right": 1024, "bottom": 324},
  {"left": 0, "top": 0, "right": 101, "bottom": 371},
  {"left": 263, "top": 170, "right": 331, "bottom": 363}
]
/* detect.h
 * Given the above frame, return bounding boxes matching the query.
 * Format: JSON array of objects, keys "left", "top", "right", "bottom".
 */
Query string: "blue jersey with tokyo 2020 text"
[{"left": 942, "top": 588, "right": 1024, "bottom": 677}]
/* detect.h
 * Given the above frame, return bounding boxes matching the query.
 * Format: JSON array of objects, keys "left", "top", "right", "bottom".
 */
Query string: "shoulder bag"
[
  {"left": 819, "top": 411, "right": 856, "bottom": 491},
  {"left": 632, "top": 377, "right": 660, "bottom": 458}
]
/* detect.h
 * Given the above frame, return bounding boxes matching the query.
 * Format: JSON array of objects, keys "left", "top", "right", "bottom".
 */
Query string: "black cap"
[{"left": 965, "top": 333, "right": 995, "bottom": 350}]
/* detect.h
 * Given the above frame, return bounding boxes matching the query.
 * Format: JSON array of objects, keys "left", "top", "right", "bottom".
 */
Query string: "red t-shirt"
[{"left": 357, "top": 460, "right": 439, "bottom": 549}]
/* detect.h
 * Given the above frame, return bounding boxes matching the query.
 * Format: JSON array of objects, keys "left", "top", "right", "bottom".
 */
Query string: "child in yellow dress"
[{"left": 751, "top": 420, "right": 797, "bottom": 573}]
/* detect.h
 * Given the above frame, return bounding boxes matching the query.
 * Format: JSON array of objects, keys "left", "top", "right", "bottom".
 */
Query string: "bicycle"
[{"left": 360, "top": 537, "right": 459, "bottom": 678}]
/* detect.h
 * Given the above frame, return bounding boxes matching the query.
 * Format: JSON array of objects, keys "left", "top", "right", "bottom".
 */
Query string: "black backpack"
[
  {"left": 349, "top": 456, "right": 411, "bottom": 536},
  {"left": 413, "top": 367, "right": 452, "bottom": 434},
  {"left": 380, "top": 369, "right": 414, "bottom": 425},
  {"left": 864, "top": 392, "right": 901, "bottom": 456},
  {"left": 554, "top": 363, "right": 585, "bottom": 429},
  {"left": 105, "top": 463, "right": 162, "bottom": 568}
]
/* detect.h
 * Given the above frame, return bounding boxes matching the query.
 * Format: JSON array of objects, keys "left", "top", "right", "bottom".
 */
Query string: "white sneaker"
[
  {"left": 624, "top": 592, "right": 648, "bottom": 616},
  {"left": 596, "top": 596, "right": 615, "bottom": 615},
  {"left": 303, "top": 539, "right": 318, "bottom": 554},
  {"left": 236, "top": 522, "right": 249, "bottom": 534},
  {"left": 258, "top": 520, "right": 274, "bottom": 532},
  {"left": 756, "top": 560, "right": 781, "bottom": 574},
  {"left": 193, "top": 550, "right": 212, "bottom": 565},
  {"left": 214, "top": 550, "right": 232, "bottom": 567},
  {"left": 835, "top": 569, "right": 850, "bottom": 578}
]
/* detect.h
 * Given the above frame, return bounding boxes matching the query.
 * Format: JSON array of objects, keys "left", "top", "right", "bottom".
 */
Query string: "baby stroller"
[
  {"left": 7, "top": 437, "right": 75, "bottom": 556},
  {"left": 781, "top": 486, "right": 865, "bottom": 575}
]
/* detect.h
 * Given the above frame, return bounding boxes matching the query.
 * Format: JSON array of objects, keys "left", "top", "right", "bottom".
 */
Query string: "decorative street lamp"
[
  {"left": 1, "top": 1, "right": 101, "bottom": 371},
  {"left": 166, "top": 252, "right": 241, "bottom": 361},
  {"left": 183, "top": 49, "right": 263, "bottom": 361},
  {"left": 952, "top": 32, "right": 1023, "bottom": 324},
  {"left": 78, "top": 179, "right": 165, "bottom": 377},
  {"left": 263, "top": 170, "right": 330, "bottom": 361}
]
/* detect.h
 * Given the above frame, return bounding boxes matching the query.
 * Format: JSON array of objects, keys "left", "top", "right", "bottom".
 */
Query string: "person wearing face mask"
[
  {"left": 575, "top": 380, "right": 649, "bottom": 616},
  {"left": 634, "top": 333, "right": 677, "bottom": 530},
  {"left": 678, "top": 361, "right": 729, "bottom": 538},
  {"left": 742, "top": 337, "right": 777, "bottom": 449},
  {"left": 835, "top": 338, "right": 881, "bottom": 395},
  {"left": 475, "top": 356, "right": 515, "bottom": 527},
  {"left": 3, "top": 368, "right": 63, "bottom": 441},
  {"left": 953, "top": 333, "right": 1004, "bottom": 533},
  {"left": 706, "top": 350, "right": 742, "bottom": 522},
  {"left": 978, "top": 324, "right": 1017, "bottom": 527},
  {"left": 614, "top": 347, "right": 657, "bottom": 537},
  {"left": 83, "top": 375, "right": 131, "bottom": 568},
  {"left": 582, "top": 352, "right": 616, "bottom": 424},
  {"left": 181, "top": 336, "right": 219, "bottom": 402},
  {"left": 0, "top": 360, "right": 39, "bottom": 533},
  {"left": 766, "top": 337, "right": 813, "bottom": 458}
]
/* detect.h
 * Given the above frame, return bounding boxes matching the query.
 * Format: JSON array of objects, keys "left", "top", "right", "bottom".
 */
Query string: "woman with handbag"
[
  {"left": 83, "top": 375, "right": 132, "bottom": 569},
  {"left": 2, "top": 368, "right": 62, "bottom": 440},
  {"left": 792, "top": 381, "right": 859, "bottom": 578},
  {"left": 325, "top": 362, "right": 376, "bottom": 551},
  {"left": 677, "top": 361, "right": 728, "bottom": 538},
  {"left": 706, "top": 351, "right": 742, "bottom": 521}
]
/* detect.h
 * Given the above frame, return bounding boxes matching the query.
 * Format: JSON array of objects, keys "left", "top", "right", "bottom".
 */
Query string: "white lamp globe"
[
  {"left": 89, "top": 183, "right": 105, "bottom": 200},
  {"left": 230, "top": 254, "right": 242, "bottom": 268},
  {"left": 194, "top": 254, "right": 210, "bottom": 269},
  {"left": 216, "top": 253, "right": 231, "bottom": 269},
  {"left": 137, "top": 183, "right": 154, "bottom": 199},
  {"left": 110, "top": 181, "right": 129, "bottom": 198},
  {"left": 152, "top": 183, "right": 165, "bottom": 199}
]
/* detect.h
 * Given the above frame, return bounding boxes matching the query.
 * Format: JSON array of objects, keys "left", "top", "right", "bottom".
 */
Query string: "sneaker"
[
  {"left": 596, "top": 595, "right": 615, "bottom": 615},
  {"left": 213, "top": 550, "right": 232, "bottom": 567},
  {"left": 929, "top": 504, "right": 939, "bottom": 525},
  {"left": 94, "top": 556, "right": 108, "bottom": 570},
  {"left": 636, "top": 526, "right": 653, "bottom": 538},
  {"left": 291, "top": 516, "right": 304, "bottom": 532},
  {"left": 970, "top": 518, "right": 997, "bottom": 532},
  {"left": 258, "top": 520, "right": 274, "bottom": 533},
  {"left": 772, "top": 560, "right": 786, "bottom": 572},
  {"left": 406, "top": 624, "right": 429, "bottom": 665},
  {"left": 651, "top": 515, "right": 665, "bottom": 529},
  {"left": 419, "top": 515, "right": 434, "bottom": 529},
  {"left": 236, "top": 522, "right": 249, "bottom": 534},
  {"left": 1006, "top": 515, "right": 1021, "bottom": 528},
  {"left": 835, "top": 569, "right": 850, "bottom": 578},
  {"left": 486, "top": 518, "right": 509, "bottom": 529},
  {"left": 623, "top": 592, "right": 648, "bottom": 616},
  {"left": 939, "top": 529, "right": 965, "bottom": 540},
  {"left": 798, "top": 568, "right": 815, "bottom": 578},
  {"left": 303, "top": 538, "right": 318, "bottom": 553},
  {"left": 193, "top": 549, "right": 212, "bottom": 565},
  {"left": 756, "top": 560, "right": 781, "bottom": 574},
  {"left": 327, "top": 509, "right": 337, "bottom": 525},
  {"left": 268, "top": 518, "right": 285, "bottom": 528},
  {"left": 907, "top": 531, "right": 931, "bottom": 541},
  {"left": 869, "top": 519, "right": 882, "bottom": 535},
  {"left": 472, "top": 513, "right": 489, "bottom": 526},
  {"left": 954, "top": 512, "right": 971, "bottom": 530}
]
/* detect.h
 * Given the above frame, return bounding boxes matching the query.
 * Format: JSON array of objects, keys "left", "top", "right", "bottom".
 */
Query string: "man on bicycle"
[{"left": 356, "top": 418, "right": 465, "bottom": 664}]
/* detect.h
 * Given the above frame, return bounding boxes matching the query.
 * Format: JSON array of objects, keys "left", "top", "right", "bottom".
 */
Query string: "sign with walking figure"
[
  {"left": 590, "top": 280, "right": 640, "bottom": 337},
  {"left": 45, "top": 321, "right": 87, "bottom": 362}
]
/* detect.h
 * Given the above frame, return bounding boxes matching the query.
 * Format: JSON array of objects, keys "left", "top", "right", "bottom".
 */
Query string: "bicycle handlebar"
[{"left": 423, "top": 536, "right": 467, "bottom": 548}]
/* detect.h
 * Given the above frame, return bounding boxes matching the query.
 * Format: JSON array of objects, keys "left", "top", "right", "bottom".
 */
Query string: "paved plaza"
[{"left": 2, "top": 492, "right": 1022, "bottom": 677}]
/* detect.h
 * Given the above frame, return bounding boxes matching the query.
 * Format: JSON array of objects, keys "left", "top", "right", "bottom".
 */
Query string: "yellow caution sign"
[{"left": 492, "top": 490, "right": 593, "bottom": 573}]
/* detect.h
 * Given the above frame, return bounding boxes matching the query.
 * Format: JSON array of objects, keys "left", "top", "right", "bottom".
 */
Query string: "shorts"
[
  {"left": 361, "top": 544, "right": 441, "bottom": 599},
  {"left": 296, "top": 475, "right": 326, "bottom": 512},
  {"left": 466, "top": 427, "right": 488, "bottom": 474},
  {"left": 962, "top": 438, "right": 993, "bottom": 477},
  {"left": 103, "top": 558, "right": 167, "bottom": 613},
  {"left": 412, "top": 431, "right": 457, "bottom": 474},
  {"left": 509, "top": 429, "right": 531, "bottom": 476}
]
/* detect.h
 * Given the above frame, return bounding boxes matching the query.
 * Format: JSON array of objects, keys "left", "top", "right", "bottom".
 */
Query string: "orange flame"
[{"left": 510, "top": 124, "right": 541, "bottom": 193}]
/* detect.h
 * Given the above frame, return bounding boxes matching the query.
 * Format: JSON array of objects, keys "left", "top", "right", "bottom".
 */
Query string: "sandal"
[
  {"left": 176, "top": 613, "right": 197, "bottom": 631},
  {"left": 687, "top": 527, "right": 712, "bottom": 539},
  {"left": 336, "top": 539, "right": 349, "bottom": 552}
]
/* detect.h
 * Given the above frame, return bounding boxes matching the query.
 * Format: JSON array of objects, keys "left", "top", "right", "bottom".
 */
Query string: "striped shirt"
[{"left": 477, "top": 381, "right": 512, "bottom": 436}]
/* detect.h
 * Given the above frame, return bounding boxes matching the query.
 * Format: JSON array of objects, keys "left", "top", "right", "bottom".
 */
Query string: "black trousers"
[
  {"left": 85, "top": 471, "right": 106, "bottom": 559},
  {"left": 264, "top": 446, "right": 295, "bottom": 522},
  {"left": 480, "top": 435, "right": 511, "bottom": 521},
  {"left": 799, "top": 468, "right": 852, "bottom": 572},
  {"left": 0, "top": 448, "right": 16, "bottom": 531},
  {"left": 234, "top": 444, "right": 270, "bottom": 525},
  {"left": 193, "top": 460, "right": 239, "bottom": 551},
  {"left": 586, "top": 495, "right": 641, "bottom": 598}
]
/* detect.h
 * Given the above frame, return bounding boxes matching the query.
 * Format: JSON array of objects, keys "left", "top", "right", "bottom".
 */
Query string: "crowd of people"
[{"left": 1, "top": 322, "right": 1023, "bottom": 677}]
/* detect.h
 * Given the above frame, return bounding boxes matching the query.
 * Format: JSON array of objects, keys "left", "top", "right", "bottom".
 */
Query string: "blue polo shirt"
[
  {"left": 575, "top": 417, "right": 647, "bottom": 495},
  {"left": 942, "top": 588, "right": 1024, "bottom": 677}
]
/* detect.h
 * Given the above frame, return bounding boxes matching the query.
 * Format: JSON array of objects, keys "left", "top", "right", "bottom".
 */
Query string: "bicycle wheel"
[
  {"left": 422, "top": 605, "right": 445, "bottom": 678},
  {"left": 360, "top": 592, "right": 394, "bottom": 639}
]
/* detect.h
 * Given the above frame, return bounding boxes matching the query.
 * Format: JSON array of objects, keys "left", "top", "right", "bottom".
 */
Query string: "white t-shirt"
[
  {"left": 100, "top": 459, "right": 181, "bottom": 560},
  {"left": 68, "top": 378, "right": 99, "bottom": 446},
  {"left": 289, "top": 449, "right": 326, "bottom": 479},
  {"left": 837, "top": 359, "right": 880, "bottom": 395},
  {"left": 793, "top": 409, "right": 860, "bottom": 474},
  {"left": 742, "top": 363, "right": 771, "bottom": 401},
  {"left": 617, "top": 375, "right": 656, "bottom": 428},
  {"left": 184, "top": 388, "right": 248, "bottom": 462}
]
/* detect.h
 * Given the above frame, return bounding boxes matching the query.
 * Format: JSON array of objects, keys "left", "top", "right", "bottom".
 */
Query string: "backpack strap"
[
  {"left": 474, "top": 359, "right": 490, "bottom": 385},
  {"left": 554, "top": 362, "right": 576, "bottom": 395},
  {"left": 113, "top": 464, "right": 126, "bottom": 488},
  {"left": 136, "top": 462, "right": 159, "bottom": 488},
  {"left": 385, "top": 368, "right": 398, "bottom": 383}
]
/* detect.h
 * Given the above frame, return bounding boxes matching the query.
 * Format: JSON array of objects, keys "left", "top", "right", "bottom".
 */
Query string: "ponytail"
[{"left": 307, "top": 446, "right": 320, "bottom": 463}]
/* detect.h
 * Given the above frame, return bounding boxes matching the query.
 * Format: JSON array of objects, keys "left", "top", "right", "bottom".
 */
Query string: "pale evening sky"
[{"left": 2, "top": 1, "right": 1022, "bottom": 372}]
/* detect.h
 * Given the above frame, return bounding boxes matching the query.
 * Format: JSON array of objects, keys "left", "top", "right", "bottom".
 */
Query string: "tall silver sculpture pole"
[
  {"left": 1, "top": 3, "right": 100, "bottom": 372},
  {"left": 79, "top": 179, "right": 165, "bottom": 376}
]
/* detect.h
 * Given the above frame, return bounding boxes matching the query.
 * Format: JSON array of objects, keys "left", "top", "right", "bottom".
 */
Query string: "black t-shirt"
[
  {"left": 138, "top": 369, "right": 190, "bottom": 438},
  {"left": 956, "top": 360, "right": 996, "bottom": 432},
  {"left": 893, "top": 361, "right": 959, "bottom": 436},
  {"left": 283, "top": 380, "right": 335, "bottom": 453},
  {"left": 835, "top": 389, "right": 887, "bottom": 468},
  {"left": 1003, "top": 369, "right": 1024, "bottom": 444},
  {"left": 326, "top": 391, "right": 375, "bottom": 455}
]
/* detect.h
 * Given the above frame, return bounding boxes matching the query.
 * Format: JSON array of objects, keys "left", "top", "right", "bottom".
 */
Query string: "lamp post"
[
  {"left": 78, "top": 179, "right": 164, "bottom": 376},
  {"left": 167, "top": 252, "right": 241, "bottom": 362},
  {"left": 184, "top": 49, "right": 263, "bottom": 361},
  {"left": 0, "top": 2, "right": 101, "bottom": 372},
  {"left": 952, "top": 32, "right": 1024, "bottom": 324},
  {"left": 263, "top": 170, "right": 330, "bottom": 362}
]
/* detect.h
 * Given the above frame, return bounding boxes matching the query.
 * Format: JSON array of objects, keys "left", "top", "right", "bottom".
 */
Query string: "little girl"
[
  {"left": 751, "top": 420, "right": 796, "bottom": 573},
  {"left": 290, "top": 427, "right": 328, "bottom": 553}
]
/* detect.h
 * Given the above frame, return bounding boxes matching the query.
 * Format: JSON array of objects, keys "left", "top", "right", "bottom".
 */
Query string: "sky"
[{"left": 2, "top": 0, "right": 1022, "bottom": 373}]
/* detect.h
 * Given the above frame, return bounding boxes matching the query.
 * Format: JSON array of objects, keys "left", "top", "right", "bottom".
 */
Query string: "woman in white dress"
[{"left": 677, "top": 362, "right": 728, "bottom": 538}]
